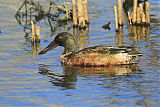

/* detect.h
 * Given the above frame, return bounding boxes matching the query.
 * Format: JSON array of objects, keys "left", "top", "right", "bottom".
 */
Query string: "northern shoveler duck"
[{"left": 39, "top": 32, "right": 142, "bottom": 67}]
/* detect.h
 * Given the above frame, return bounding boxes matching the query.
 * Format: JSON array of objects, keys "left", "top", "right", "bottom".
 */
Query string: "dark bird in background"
[{"left": 102, "top": 22, "right": 111, "bottom": 30}]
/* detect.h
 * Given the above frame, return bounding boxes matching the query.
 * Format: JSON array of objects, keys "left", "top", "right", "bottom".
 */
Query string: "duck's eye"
[{"left": 58, "top": 36, "right": 62, "bottom": 40}]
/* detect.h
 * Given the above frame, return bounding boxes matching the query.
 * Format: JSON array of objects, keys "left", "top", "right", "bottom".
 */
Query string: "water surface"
[{"left": 0, "top": 0, "right": 160, "bottom": 107}]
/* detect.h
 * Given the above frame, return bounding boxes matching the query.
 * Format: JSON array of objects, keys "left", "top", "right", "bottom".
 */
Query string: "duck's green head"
[{"left": 39, "top": 32, "right": 77, "bottom": 55}]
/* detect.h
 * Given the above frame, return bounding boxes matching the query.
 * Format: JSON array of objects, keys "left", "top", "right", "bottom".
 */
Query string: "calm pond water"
[{"left": 0, "top": 0, "right": 160, "bottom": 107}]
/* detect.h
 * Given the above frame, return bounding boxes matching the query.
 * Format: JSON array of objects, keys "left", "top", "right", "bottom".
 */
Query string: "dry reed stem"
[
  {"left": 145, "top": 1, "right": 150, "bottom": 24},
  {"left": 72, "top": 0, "right": 78, "bottom": 26},
  {"left": 117, "top": 0, "right": 123, "bottom": 26},
  {"left": 114, "top": 5, "right": 118, "bottom": 31},
  {"left": 139, "top": 3, "right": 143, "bottom": 17},
  {"left": 36, "top": 26, "right": 40, "bottom": 42},
  {"left": 83, "top": 0, "right": 89, "bottom": 24},
  {"left": 132, "top": 0, "right": 137, "bottom": 24},
  {"left": 141, "top": 11, "right": 146, "bottom": 23},
  {"left": 64, "top": 2, "right": 69, "bottom": 19},
  {"left": 127, "top": 11, "right": 132, "bottom": 24},
  {"left": 136, "top": 6, "right": 141, "bottom": 24},
  {"left": 77, "top": 0, "right": 85, "bottom": 26},
  {"left": 31, "top": 20, "right": 35, "bottom": 42}
]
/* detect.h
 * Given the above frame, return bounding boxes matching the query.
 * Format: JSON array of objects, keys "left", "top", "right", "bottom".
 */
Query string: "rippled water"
[{"left": 0, "top": 0, "right": 160, "bottom": 106}]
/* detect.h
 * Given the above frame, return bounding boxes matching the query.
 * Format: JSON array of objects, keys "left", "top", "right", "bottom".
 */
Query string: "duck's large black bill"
[{"left": 38, "top": 40, "right": 58, "bottom": 55}]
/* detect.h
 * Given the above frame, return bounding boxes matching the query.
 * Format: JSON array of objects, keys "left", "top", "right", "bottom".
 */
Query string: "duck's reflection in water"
[
  {"left": 39, "top": 64, "right": 78, "bottom": 89},
  {"left": 38, "top": 64, "right": 141, "bottom": 89},
  {"left": 73, "top": 64, "right": 141, "bottom": 77}
]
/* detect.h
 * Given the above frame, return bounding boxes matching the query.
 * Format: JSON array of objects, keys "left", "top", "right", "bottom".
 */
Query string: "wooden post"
[
  {"left": 72, "top": 0, "right": 78, "bottom": 26},
  {"left": 145, "top": 1, "right": 150, "bottom": 26},
  {"left": 77, "top": 0, "right": 85, "bottom": 26},
  {"left": 83, "top": 0, "right": 89, "bottom": 24},
  {"left": 114, "top": 6, "right": 118, "bottom": 31},
  {"left": 117, "top": 0, "right": 123, "bottom": 26},
  {"left": 36, "top": 26, "right": 40, "bottom": 42},
  {"left": 132, "top": 0, "right": 137, "bottom": 24},
  {"left": 31, "top": 20, "right": 35, "bottom": 42}
]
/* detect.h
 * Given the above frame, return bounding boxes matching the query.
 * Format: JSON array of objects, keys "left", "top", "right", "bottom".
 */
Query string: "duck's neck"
[
  {"left": 62, "top": 36, "right": 77, "bottom": 55},
  {"left": 63, "top": 44, "right": 76, "bottom": 54}
]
